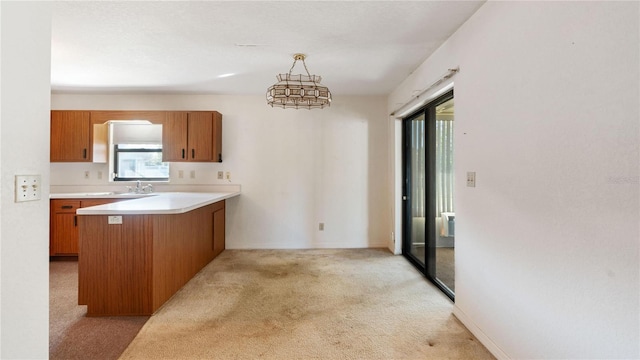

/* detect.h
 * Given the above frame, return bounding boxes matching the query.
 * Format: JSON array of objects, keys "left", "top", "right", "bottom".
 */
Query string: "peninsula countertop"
[{"left": 70, "top": 192, "right": 240, "bottom": 215}]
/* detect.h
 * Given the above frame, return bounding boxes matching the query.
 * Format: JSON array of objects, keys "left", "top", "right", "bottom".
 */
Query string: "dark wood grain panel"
[
  {"left": 187, "top": 112, "right": 213, "bottom": 161},
  {"left": 213, "top": 201, "right": 225, "bottom": 257},
  {"left": 51, "top": 200, "right": 81, "bottom": 213},
  {"left": 78, "top": 200, "right": 226, "bottom": 316},
  {"left": 79, "top": 215, "right": 153, "bottom": 315},
  {"left": 52, "top": 213, "right": 79, "bottom": 255},
  {"left": 161, "top": 112, "right": 188, "bottom": 161},
  {"left": 212, "top": 111, "right": 222, "bottom": 162},
  {"left": 50, "top": 111, "right": 91, "bottom": 162},
  {"left": 151, "top": 203, "right": 218, "bottom": 310}
]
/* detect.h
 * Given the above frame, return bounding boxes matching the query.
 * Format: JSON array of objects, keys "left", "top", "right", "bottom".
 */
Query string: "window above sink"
[
  {"left": 93, "top": 120, "right": 170, "bottom": 182},
  {"left": 113, "top": 144, "right": 169, "bottom": 182}
]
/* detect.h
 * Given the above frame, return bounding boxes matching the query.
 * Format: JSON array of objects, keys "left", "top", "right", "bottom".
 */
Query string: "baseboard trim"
[{"left": 453, "top": 305, "right": 510, "bottom": 360}]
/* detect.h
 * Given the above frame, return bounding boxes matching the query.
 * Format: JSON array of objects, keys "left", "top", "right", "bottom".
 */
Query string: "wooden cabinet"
[
  {"left": 162, "top": 111, "right": 222, "bottom": 162},
  {"left": 51, "top": 110, "right": 222, "bottom": 163},
  {"left": 212, "top": 200, "right": 225, "bottom": 258},
  {"left": 50, "top": 200, "right": 81, "bottom": 255},
  {"left": 78, "top": 200, "right": 226, "bottom": 315},
  {"left": 50, "top": 198, "right": 124, "bottom": 256},
  {"left": 50, "top": 111, "right": 92, "bottom": 162}
]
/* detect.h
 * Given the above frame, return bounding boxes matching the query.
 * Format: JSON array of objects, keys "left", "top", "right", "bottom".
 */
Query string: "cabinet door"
[
  {"left": 50, "top": 111, "right": 91, "bottom": 162},
  {"left": 51, "top": 213, "right": 79, "bottom": 255},
  {"left": 161, "top": 112, "right": 189, "bottom": 162},
  {"left": 187, "top": 112, "right": 213, "bottom": 161},
  {"left": 212, "top": 111, "right": 222, "bottom": 162},
  {"left": 50, "top": 200, "right": 81, "bottom": 255},
  {"left": 212, "top": 200, "right": 225, "bottom": 257}
]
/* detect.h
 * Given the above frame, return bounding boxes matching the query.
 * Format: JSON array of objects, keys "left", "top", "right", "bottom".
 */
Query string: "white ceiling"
[{"left": 51, "top": 1, "right": 485, "bottom": 96}]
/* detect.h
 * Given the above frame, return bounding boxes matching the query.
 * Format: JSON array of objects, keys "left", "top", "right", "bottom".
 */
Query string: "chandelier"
[{"left": 266, "top": 53, "right": 332, "bottom": 109}]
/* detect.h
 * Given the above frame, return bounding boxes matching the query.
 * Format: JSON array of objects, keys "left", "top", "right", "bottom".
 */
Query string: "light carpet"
[
  {"left": 50, "top": 260, "right": 148, "bottom": 360},
  {"left": 120, "top": 249, "right": 493, "bottom": 359}
]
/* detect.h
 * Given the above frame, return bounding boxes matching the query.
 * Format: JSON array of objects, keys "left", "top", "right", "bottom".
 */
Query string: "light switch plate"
[{"left": 15, "top": 175, "right": 41, "bottom": 202}]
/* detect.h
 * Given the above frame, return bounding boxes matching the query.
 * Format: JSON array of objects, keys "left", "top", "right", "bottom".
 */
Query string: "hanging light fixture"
[{"left": 266, "top": 53, "right": 332, "bottom": 109}]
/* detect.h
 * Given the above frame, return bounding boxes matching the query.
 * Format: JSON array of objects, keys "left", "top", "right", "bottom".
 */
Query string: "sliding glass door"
[
  {"left": 404, "top": 112, "right": 427, "bottom": 266},
  {"left": 402, "top": 90, "right": 455, "bottom": 300}
]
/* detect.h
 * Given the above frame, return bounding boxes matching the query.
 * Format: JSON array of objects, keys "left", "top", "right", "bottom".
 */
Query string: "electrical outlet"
[
  {"left": 217, "top": 171, "right": 224, "bottom": 180},
  {"left": 466, "top": 171, "right": 476, "bottom": 187},
  {"left": 84, "top": 171, "right": 90, "bottom": 179},
  {"left": 97, "top": 171, "right": 103, "bottom": 180},
  {"left": 108, "top": 216, "right": 122, "bottom": 224},
  {"left": 178, "top": 170, "right": 184, "bottom": 179},
  {"left": 190, "top": 170, "right": 196, "bottom": 179},
  {"left": 225, "top": 171, "right": 231, "bottom": 181}
]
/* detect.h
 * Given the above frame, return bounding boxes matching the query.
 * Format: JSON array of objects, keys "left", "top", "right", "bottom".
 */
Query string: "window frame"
[{"left": 112, "top": 145, "right": 170, "bottom": 182}]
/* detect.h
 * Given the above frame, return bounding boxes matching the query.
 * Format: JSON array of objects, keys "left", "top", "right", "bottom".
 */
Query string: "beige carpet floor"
[
  {"left": 120, "top": 249, "right": 493, "bottom": 359},
  {"left": 50, "top": 260, "right": 149, "bottom": 360}
]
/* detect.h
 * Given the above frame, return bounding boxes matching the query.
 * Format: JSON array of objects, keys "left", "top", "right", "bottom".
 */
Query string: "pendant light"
[{"left": 266, "top": 53, "right": 332, "bottom": 109}]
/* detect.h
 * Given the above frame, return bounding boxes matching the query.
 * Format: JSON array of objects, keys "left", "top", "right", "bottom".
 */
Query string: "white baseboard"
[{"left": 453, "top": 305, "right": 510, "bottom": 360}]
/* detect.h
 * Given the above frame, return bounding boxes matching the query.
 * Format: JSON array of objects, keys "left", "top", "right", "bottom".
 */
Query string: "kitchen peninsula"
[{"left": 74, "top": 191, "right": 239, "bottom": 316}]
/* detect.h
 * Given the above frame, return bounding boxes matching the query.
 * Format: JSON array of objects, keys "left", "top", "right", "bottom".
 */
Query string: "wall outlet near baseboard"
[{"left": 466, "top": 171, "right": 476, "bottom": 187}]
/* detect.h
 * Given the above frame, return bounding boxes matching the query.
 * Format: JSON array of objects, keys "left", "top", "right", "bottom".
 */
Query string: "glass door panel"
[
  {"left": 406, "top": 113, "right": 426, "bottom": 266},
  {"left": 434, "top": 98, "right": 455, "bottom": 293}
]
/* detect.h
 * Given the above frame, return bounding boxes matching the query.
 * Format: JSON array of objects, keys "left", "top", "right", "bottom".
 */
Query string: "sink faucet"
[{"left": 126, "top": 181, "right": 153, "bottom": 194}]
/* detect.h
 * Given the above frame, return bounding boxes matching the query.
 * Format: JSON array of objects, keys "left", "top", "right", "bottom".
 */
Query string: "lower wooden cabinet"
[
  {"left": 78, "top": 200, "right": 226, "bottom": 316},
  {"left": 50, "top": 198, "right": 124, "bottom": 256},
  {"left": 212, "top": 200, "right": 226, "bottom": 258}
]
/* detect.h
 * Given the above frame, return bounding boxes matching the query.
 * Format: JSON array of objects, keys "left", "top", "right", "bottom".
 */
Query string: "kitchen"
[{"left": 50, "top": 109, "right": 239, "bottom": 317}]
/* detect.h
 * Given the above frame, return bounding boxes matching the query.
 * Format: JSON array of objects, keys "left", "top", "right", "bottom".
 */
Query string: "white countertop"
[
  {"left": 50, "top": 192, "right": 156, "bottom": 199},
  {"left": 75, "top": 192, "right": 240, "bottom": 215}
]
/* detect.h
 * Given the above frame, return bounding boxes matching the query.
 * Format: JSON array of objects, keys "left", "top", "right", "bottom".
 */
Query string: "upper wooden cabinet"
[
  {"left": 51, "top": 110, "right": 222, "bottom": 163},
  {"left": 162, "top": 111, "right": 222, "bottom": 162},
  {"left": 50, "top": 111, "right": 92, "bottom": 162}
]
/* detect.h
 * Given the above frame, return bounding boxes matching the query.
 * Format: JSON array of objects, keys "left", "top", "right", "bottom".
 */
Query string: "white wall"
[
  {"left": 51, "top": 94, "right": 391, "bottom": 249},
  {"left": 389, "top": 2, "right": 639, "bottom": 359},
  {"left": 0, "top": 2, "right": 52, "bottom": 358}
]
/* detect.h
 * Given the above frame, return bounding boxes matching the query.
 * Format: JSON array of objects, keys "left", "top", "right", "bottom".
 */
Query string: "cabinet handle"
[
  {"left": 218, "top": 153, "right": 222, "bottom": 162},
  {"left": 182, "top": 149, "right": 185, "bottom": 159},
  {"left": 83, "top": 148, "right": 87, "bottom": 159},
  {"left": 74, "top": 215, "right": 77, "bottom": 227},
  {"left": 191, "top": 149, "right": 195, "bottom": 159},
  {"left": 61, "top": 205, "right": 73, "bottom": 209}
]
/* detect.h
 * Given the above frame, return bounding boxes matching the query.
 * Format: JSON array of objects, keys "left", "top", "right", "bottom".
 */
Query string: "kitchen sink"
[{"left": 114, "top": 192, "right": 158, "bottom": 197}]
